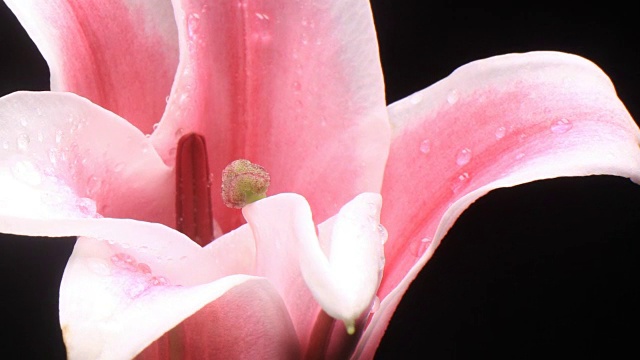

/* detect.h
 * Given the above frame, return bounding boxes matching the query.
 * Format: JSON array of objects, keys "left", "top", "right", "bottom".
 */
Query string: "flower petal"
[
  {"left": 153, "top": 0, "right": 390, "bottom": 232},
  {"left": 242, "top": 193, "right": 385, "bottom": 345},
  {"left": 0, "top": 91, "right": 174, "bottom": 231},
  {"left": 355, "top": 52, "right": 640, "bottom": 358},
  {"left": 61, "top": 234, "right": 294, "bottom": 359},
  {"left": 5, "top": 0, "right": 179, "bottom": 134},
  {"left": 136, "top": 278, "right": 301, "bottom": 360}
]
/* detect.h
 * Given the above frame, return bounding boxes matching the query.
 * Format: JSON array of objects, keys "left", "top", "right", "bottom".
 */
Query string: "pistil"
[{"left": 175, "top": 133, "right": 213, "bottom": 247}]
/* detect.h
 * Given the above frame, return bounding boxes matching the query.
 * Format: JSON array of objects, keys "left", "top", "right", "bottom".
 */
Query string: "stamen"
[{"left": 175, "top": 133, "right": 213, "bottom": 246}]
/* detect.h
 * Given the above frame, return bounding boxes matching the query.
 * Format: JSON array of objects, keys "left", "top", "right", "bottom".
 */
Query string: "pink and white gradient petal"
[
  {"left": 153, "top": 0, "right": 390, "bottom": 232},
  {"left": 4, "top": 0, "right": 179, "bottom": 135},
  {"left": 354, "top": 51, "right": 640, "bottom": 358}
]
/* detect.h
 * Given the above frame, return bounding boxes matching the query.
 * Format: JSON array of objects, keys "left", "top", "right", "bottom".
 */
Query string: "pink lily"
[{"left": 1, "top": 1, "right": 639, "bottom": 360}]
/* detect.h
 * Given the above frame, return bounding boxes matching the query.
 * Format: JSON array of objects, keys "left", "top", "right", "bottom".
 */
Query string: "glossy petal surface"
[
  {"left": 153, "top": 0, "right": 390, "bottom": 232},
  {"left": 5, "top": 0, "right": 179, "bottom": 134},
  {"left": 57, "top": 218, "right": 261, "bottom": 358},
  {"left": 355, "top": 52, "right": 640, "bottom": 358},
  {"left": 0, "top": 92, "right": 173, "bottom": 230},
  {"left": 242, "top": 193, "right": 385, "bottom": 350}
]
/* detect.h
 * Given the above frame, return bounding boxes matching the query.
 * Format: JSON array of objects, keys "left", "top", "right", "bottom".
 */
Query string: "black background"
[{"left": 1, "top": 2, "right": 639, "bottom": 359}]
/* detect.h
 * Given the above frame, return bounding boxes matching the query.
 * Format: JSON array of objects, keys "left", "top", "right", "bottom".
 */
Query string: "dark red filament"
[{"left": 175, "top": 133, "right": 213, "bottom": 247}]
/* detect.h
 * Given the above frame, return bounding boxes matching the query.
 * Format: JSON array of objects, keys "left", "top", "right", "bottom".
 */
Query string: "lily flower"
[{"left": 1, "top": 1, "right": 639, "bottom": 359}]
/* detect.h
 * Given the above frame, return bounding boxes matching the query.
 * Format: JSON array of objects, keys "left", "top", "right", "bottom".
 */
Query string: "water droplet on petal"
[
  {"left": 456, "top": 147, "right": 472, "bottom": 166},
  {"left": 451, "top": 172, "right": 470, "bottom": 193},
  {"left": 76, "top": 197, "right": 97, "bottom": 217},
  {"left": 378, "top": 224, "right": 388, "bottom": 245},
  {"left": 149, "top": 276, "right": 169, "bottom": 286},
  {"left": 2, "top": 141, "right": 9, "bottom": 150},
  {"left": 410, "top": 237, "right": 432, "bottom": 257},
  {"left": 152, "top": 123, "right": 160, "bottom": 131},
  {"left": 20, "top": 118, "right": 28, "bottom": 127},
  {"left": 113, "top": 162, "right": 124, "bottom": 172},
  {"left": 550, "top": 118, "right": 573, "bottom": 134},
  {"left": 495, "top": 126, "right": 507, "bottom": 139},
  {"left": 515, "top": 152, "right": 525, "bottom": 160},
  {"left": 55, "top": 130, "right": 63, "bottom": 144},
  {"left": 111, "top": 253, "right": 138, "bottom": 272},
  {"left": 370, "top": 296, "right": 381, "bottom": 314},
  {"left": 187, "top": 13, "right": 200, "bottom": 39},
  {"left": 86, "top": 176, "right": 102, "bottom": 197},
  {"left": 137, "top": 263, "right": 152, "bottom": 274},
  {"left": 419, "top": 139, "right": 431, "bottom": 154},
  {"left": 447, "top": 89, "right": 459, "bottom": 105},
  {"left": 17, "top": 133, "right": 30, "bottom": 151}
]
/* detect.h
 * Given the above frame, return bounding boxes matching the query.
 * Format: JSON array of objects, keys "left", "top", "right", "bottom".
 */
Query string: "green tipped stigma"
[
  {"left": 345, "top": 321, "right": 356, "bottom": 335},
  {"left": 221, "top": 159, "right": 270, "bottom": 208}
]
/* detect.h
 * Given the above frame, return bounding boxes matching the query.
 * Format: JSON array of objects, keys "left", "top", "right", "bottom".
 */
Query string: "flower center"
[{"left": 175, "top": 133, "right": 213, "bottom": 246}]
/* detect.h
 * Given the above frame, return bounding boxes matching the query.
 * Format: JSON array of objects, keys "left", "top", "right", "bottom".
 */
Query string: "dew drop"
[
  {"left": 495, "top": 126, "right": 507, "bottom": 139},
  {"left": 20, "top": 118, "right": 28, "bottom": 127},
  {"left": 451, "top": 172, "right": 470, "bottom": 193},
  {"left": 48, "top": 148, "right": 59, "bottom": 165},
  {"left": 111, "top": 253, "right": 138, "bottom": 272},
  {"left": 55, "top": 130, "right": 63, "bottom": 144},
  {"left": 446, "top": 89, "right": 459, "bottom": 105},
  {"left": 175, "top": 128, "right": 184, "bottom": 137},
  {"left": 370, "top": 296, "right": 381, "bottom": 314},
  {"left": 17, "top": 133, "right": 30, "bottom": 151},
  {"left": 86, "top": 176, "right": 102, "bottom": 197},
  {"left": 419, "top": 139, "right": 431, "bottom": 154},
  {"left": 11, "top": 160, "right": 41, "bottom": 186},
  {"left": 137, "top": 263, "right": 152, "bottom": 274},
  {"left": 187, "top": 13, "right": 200, "bottom": 39},
  {"left": 2, "top": 141, "right": 9, "bottom": 150},
  {"left": 456, "top": 147, "right": 472, "bottom": 166},
  {"left": 410, "top": 237, "right": 432, "bottom": 257},
  {"left": 293, "top": 81, "right": 301, "bottom": 91},
  {"left": 113, "top": 162, "right": 124, "bottom": 172},
  {"left": 515, "top": 152, "right": 525, "bottom": 160},
  {"left": 255, "top": 12, "right": 270, "bottom": 20},
  {"left": 76, "top": 197, "right": 97, "bottom": 217},
  {"left": 179, "top": 92, "right": 189, "bottom": 104},
  {"left": 378, "top": 224, "right": 388, "bottom": 245},
  {"left": 152, "top": 123, "right": 160, "bottom": 131},
  {"left": 550, "top": 118, "right": 573, "bottom": 134},
  {"left": 149, "top": 276, "right": 169, "bottom": 286}
]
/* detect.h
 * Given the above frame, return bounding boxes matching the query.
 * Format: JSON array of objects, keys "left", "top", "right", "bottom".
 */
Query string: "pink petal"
[
  {"left": 62, "top": 236, "right": 295, "bottom": 358},
  {"left": 242, "top": 193, "right": 385, "bottom": 348},
  {"left": 136, "top": 279, "right": 301, "bottom": 360},
  {"left": 0, "top": 92, "right": 174, "bottom": 231},
  {"left": 56, "top": 218, "right": 267, "bottom": 358},
  {"left": 152, "top": 0, "right": 390, "bottom": 232},
  {"left": 5, "top": 0, "right": 179, "bottom": 134},
  {"left": 355, "top": 52, "right": 640, "bottom": 358}
]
